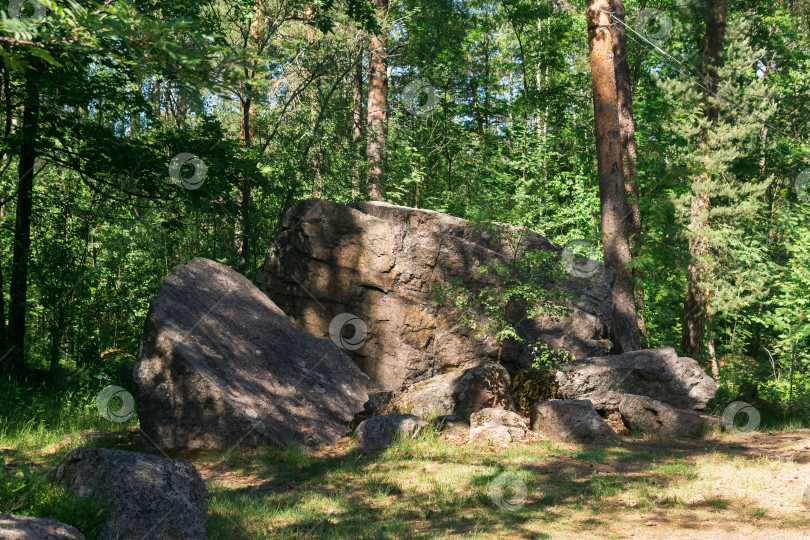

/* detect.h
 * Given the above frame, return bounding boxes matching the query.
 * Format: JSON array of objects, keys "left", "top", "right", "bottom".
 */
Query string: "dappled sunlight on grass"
[
  {"left": 3, "top": 412, "right": 809, "bottom": 539},
  {"left": 198, "top": 429, "right": 810, "bottom": 539}
]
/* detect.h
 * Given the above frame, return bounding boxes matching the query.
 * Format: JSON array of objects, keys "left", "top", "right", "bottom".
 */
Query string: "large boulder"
[
  {"left": 255, "top": 199, "right": 614, "bottom": 391},
  {"left": 390, "top": 363, "right": 517, "bottom": 418},
  {"left": 0, "top": 514, "right": 85, "bottom": 540},
  {"left": 531, "top": 399, "right": 617, "bottom": 442},
  {"left": 469, "top": 408, "right": 528, "bottom": 444},
  {"left": 618, "top": 394, "right": 722, "bottom": 438},
  {"left": 53, "top": 448, "right": 206, "bottom": 540},
  {"left": 555, "top": 347, "right": 716, "bottom": 411},
  {"left": 355, "top": 414, "right": 427, "bottom": 449},
  {"left": 134, "top": 257, "right": 369, "bottom": 452}
]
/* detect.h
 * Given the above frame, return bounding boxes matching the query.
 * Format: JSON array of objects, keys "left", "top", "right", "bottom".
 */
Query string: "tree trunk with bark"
[
  {"left": 306, "top": 6, "right": 324, "bottom": 197},
  {"left": 586, "top": 0, "right": 640, "bottom": 353},
  {"left": 351, "top": 40, "right": 365, "bottom": 197},
  {"left": 0, "top": 62, "right": 12, "bottom": 351},
  {"left": 7, "top": 60, "right": 41, "bottom": 370},
  {"left": 239, "top": 85, "right": 254, "bottom": 272},
  {"left": 610, "top": 0, "right": 647, "bottom": 348},
  {"left": 365, "top": 0, "right": 388, "bottom": 201},
  {"left": 681, "top": 0, "right": 727, "bottom": 379}
]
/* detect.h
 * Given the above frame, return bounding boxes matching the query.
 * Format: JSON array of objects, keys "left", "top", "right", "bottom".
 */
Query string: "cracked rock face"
[
  {"left": 134, "top": 257, "right": 369, "bottom": 452},
  {"left": 255, "top": 199, "right": 614, "bottom": 391},
  {"left": 53, "top": 448, "right": 207, "bottom": 540}
]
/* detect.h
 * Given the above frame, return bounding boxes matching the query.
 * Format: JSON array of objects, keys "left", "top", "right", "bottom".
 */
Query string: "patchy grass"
[
  {"left": 2, "top": 419, "right": 809, "bottom": 539},
  {"left": 193, "top": 429, "right": 810, "bottom": 539}
]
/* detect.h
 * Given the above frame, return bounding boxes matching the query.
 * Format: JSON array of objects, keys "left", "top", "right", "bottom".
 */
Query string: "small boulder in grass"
[
  {"left": 618, "top": 393, "right": 722, "bottom": 438},
  {"left": 355, "top": 414, "right": 427, "bottom": 449},
  {"left": 531, "top": 399, "right": 617, "bottom": 442},
  {"left": 0, "top": 513, "right": 85, "bottom": 540},
  {"left": 53, "top": 448, "right": 207, "bottom": 540},
  {"left": 469, "top": 408, "right": 528, "bottom": 444}
]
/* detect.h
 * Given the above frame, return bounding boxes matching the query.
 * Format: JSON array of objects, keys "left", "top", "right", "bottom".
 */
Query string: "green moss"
[{"left": 511, "top": 369, "right": 559, "bottom": 410}]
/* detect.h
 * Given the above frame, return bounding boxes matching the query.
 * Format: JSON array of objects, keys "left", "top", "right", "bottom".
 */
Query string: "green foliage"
[
  {"left": 0, "top": 457, "right": 108, "bottom": 536},
  {"left": 433, "top": 222, "right": 575, "bottom": 366}
]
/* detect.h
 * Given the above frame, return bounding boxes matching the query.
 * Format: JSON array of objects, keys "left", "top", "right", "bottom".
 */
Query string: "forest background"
[{"left": 0, "top": 0, "right": 808, "bottom": 428}]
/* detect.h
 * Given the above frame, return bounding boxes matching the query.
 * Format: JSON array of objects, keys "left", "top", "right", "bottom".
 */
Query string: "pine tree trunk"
[
  {"left": 7, "top": 61, "right": 41, "bottom": 370},
  {"left": 306, "top": 6, "right": 324, "bottom": 197},
  {"left": 366, "top": 0, "right": 388, "bottom": 201},
  {"left": 352, "top": 41, "right": 365, "bottom": 197},
  {"left": 586, "top": 0, "right": 640, "bottom": 353},
  {"left": 682, "top": 0, "right": 727, "bottom": 363},
  {"left": 239, "top": 89, "right": 254, "bottom": 272},
  {"left": 706, "top": 291, "right": 719, "bottom": 378},
  {"left": 610, "top": 0, "right": 647, "bottom": 348}
]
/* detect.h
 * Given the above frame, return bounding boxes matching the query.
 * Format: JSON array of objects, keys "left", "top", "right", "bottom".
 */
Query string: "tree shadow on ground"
[{"left": 201, "top": 430, "right": 810, "bottom": 539}]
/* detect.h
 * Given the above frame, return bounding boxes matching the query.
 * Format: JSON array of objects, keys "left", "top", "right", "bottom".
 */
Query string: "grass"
[
  {"left": 193, "top": 429, "right": 810, "bottom": 539},
  {"left": 0, "top": 459, "right": 109, "bottom": 536},
  {"left": 2, "top": 380, "right": 809, "bottom": 538},
  {"left": 3, "top": 427, "right": 809, "bottom": 539}
]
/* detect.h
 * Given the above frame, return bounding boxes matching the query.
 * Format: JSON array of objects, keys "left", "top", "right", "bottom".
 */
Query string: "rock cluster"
[{"left": 133, "top": 201, "right": 720, "bottom": 459}]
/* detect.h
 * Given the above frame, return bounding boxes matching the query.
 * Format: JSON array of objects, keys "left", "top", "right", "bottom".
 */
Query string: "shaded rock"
[
  {"left": 53, "top": 448, "right": 206, "bottom": 540},
  {"left": 469, "top": 408, "right": 527, "bottom": 444},
  {"left": 361, "top": 390, "right": 394, "bottom": 417},
  {"left": 618, "top": 394, "right": 722, "bottom": 438},
  {"left": 355, "top": 414, "right": 426, "bottom": 449},
  {"left": 531, "top": 400, "right": 617, "bottom": 442},
  {"left": 0, "top": 514, "right": 85, "bottom": 540},
  {"left": 555, "top": 347, "right": 716, "bottom": 411},
  {"left": 390, "top": 363, "right": 517, "bottom": 418},
  {"left": 134, "top": 257, "right": 369, "bottom": 452},
  {"left": 255, "top": 199, "right": 614, "bottom": 391}
]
